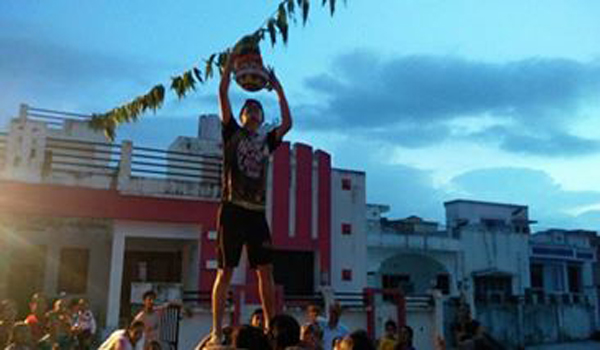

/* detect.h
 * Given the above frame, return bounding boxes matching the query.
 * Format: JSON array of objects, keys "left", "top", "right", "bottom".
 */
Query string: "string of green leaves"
[{"left": 89, "top": 0, "right": 344, "bottom": 140}]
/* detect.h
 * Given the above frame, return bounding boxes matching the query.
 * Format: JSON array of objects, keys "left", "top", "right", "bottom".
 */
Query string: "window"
[
  {"left": 474, "top": 275, "right": 512, "bottom": 301},
  {"left": 341, "top": 178, "right": 352, "bottom": 190},
  {"left": 568, "top": 264, "right": 582, "bottom": 293},
  {"left": 342, "top": 269, "right": 353, "bottom": 281},
  {"left": 530, "top": 263, "right": 544, "bottom": 289},
  {"left": 382, "top": 274, "right": 413, "bottom": 295},
  {"left": 436, "top": 274, "right": 450, "bottom": 295},
  {"left": 57, "top": 248, "right": 90, "bottom": 294},
  {"left": 341, "top": 223, "right": 352, "bottom": 235}
]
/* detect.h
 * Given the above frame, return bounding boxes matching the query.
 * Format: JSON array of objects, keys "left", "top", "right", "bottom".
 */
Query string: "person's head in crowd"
[
  {"left": 301, "top": 322, "right": 324, "bottom": 349},
  {"left": 339, "top": 330, "right": 375, "bottom": 350},
  {"left": 397, "top": 325, "right": 414, "bottom": 347},
  {"left": 68, "top": 298, "right": 80, "bottom": 314},
  {"left": 29, "top": 293, "right": 47, "bottom": 316},
  {"left": 78, "top": 298, "right": 90, "bottom": 312},
  {"left": 233, "top": 324, "right": 271, "bottom": 350},
  {"left": 127, "top": 320, "right": 146, "bottom": 345},
  {"left": 149, "top": 340, "right": 162, "bottom": 350},
  {"left": 52, "top": 298, "right": 67, "bottom": 314},
  {"left": 9, "top": 322, "right": 31, "bottom": 346},
  {"left": 384, "top": 320, "right": 397, "bottom": 339},
  {"left": 269, "top": 314, "right": 301, "bottom": 350},
  {"left": 332, "top": 336, "right": 343, "bottom": 350},
  {"left": 306, "top": 304, "right": 321, "bottom": 324},
  {"left": 250, "top": 308, "right": 264, "bottom": 329},
  {"left": 143, "top": 290, "right": 157, "bottom": 312},
  {"left": 328, "top": 302, "right": 342, "bottom": 327},
  {"left": 0, "top": 299, "right": 18, "bottom": 323}
]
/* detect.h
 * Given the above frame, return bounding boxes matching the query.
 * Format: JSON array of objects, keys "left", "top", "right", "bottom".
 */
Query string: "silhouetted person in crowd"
[
  {"left": 394, "top": 325, "right": 415, "bottom": 350},
  {"left": 5, "top": 322, "right": 33, "bottom": 350},
  {"left": 72, "top": 298, "right": 96, "bottom": 350},
  {"left": 99, "top": 320, "right": 145, "bottom": 350},
  {"left": 233, "top": 325, "right": 271, "bottom": 350},
  {"left": 301, "top": 322, "right": 324, "bottom": 350},
  {"left": 133, "top": 291, "right": 163, "bottom": 348},
  {"left": 339, "top": 330, "right": 375, "bottom": 350},
  {"left": 24, "top": 293, "right": 48, "bottom": 343},
  {"left": 0, "top": 299, "right": 18, "bottom": 348},
  {"left": 322, "top": 303, "right": 348, "bottom": 350},
  {"left": 377, "top": 320, "right": 397, "bottom": 350},
  {"left": 250, "top": 308, "right": 265, "bottom": 330},
  {"left": 269, "top": 314, "right": 302, "bottom": 350}
]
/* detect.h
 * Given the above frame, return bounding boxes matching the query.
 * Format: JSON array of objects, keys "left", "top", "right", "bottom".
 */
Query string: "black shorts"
[{"left": 217, "top": 202, "right": 273, "bottom": 269}]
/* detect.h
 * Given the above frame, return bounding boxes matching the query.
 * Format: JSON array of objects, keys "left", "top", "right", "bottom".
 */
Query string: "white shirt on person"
[
  {"left": 322, "top": 322, "right": 349, "bottom": 350},
  {"left": 98, "top": 330, "right": 145, "bottom": 350}
]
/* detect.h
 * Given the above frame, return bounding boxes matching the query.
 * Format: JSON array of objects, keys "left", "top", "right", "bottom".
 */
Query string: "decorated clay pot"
[{"left": 233, "top": 36, "right": 269, "bottom": 92}]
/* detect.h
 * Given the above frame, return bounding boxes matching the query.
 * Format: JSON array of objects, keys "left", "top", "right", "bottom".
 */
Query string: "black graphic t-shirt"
[{"left": 222, "top": 117, "right": 281, "bottom": 211}]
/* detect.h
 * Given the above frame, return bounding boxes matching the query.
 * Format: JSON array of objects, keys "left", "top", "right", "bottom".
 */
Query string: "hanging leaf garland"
[
  {"left": 276, "top": 4, "right": 289, "bottom": 44},
  {"left": 89, "top": 0, "right": 345, "bottom": 140}
]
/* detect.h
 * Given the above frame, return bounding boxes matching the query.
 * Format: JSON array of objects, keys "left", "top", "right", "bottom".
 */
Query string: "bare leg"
[
  {"left": 210, "top": 267, "right": 233, "bottom": 343},
  {"left": 256, "top": 264, "right": 276, "bottom": 331}
]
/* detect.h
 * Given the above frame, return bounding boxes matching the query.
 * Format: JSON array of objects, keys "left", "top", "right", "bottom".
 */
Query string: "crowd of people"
[
  {"left": 0, "top": 293, "right": 97, "bottom": 350},
  {"left": 195, "top": 302, "right": 422, "bottom": 350},
  {"left": 1, "top": 289, "right": 507, "bottom": 350}
]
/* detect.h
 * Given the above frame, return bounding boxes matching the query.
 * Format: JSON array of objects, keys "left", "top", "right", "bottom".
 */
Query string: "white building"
[
  {"left": 368, "top": 199, "right": 532, "bottom": 301},
  {"left": 529, "top": 229, "right": 596, "bottom": 301}
]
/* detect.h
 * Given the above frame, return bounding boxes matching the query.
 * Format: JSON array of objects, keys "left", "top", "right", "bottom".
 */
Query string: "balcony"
[
  {"left": 0, "top": 106, "right": 222, "bottom": 201},
  {"left": 367, "top": 229, "right": 461, "bottom": 252}
]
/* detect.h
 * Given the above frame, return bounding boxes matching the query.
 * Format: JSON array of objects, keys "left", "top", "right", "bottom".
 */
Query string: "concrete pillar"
[
  {"left": 106, "top": 230, "right": 126, "bottom": 329},
  {"left": 0, "top": 233, "right": 8, "bottom": 298},
  {"left": 44, "top": 243, "right": 61, "bottom": 296},
  {"left": 117, "top": 140, "right": 132, "bottom": 189},
  {"left": 432, "top": 290, "right": 445, "bottom": 337}
]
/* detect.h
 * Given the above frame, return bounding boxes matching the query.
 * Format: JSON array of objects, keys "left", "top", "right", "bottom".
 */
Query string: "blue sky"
[{"left": 1, "top": 0, "right": 600, "bottom": 230}]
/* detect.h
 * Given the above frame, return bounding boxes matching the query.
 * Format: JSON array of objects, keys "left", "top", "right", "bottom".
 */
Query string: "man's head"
[
  {"left": 269, "top": 314, "right": 300, "bottom": 350},
  {"left": 384, "top": 319, "right": 397, "bottom": 338},
  {"left": 398, "top": 325, "right": 413, "bottom": 345},
  {"left": 339, "top": 330, "right": 375, "bottom": 350},
  {"left": 143, "top": 290, "right": 157, "bottom": 311},
  {"left": 250, "top": 308, "right": 264, "bottom": 329},
  {"left": 306, "top": 304, "right": 321, "bottom": 323},
  {"left": 53, "top": 298, "right": 66, "bottom": 313},
  {"left": 234, "top": 324, "right": 271, "bottom": 350},
  {"left": 240, "top": 99, "right": 264, "bottom": 131},
  {"left": 300, "top": 323, "right": 323, "bottom": 347},
  {"left": 78, "top": 298, "right": 89, "bottom": 311},
  {"left": 128, "top": 320, "right": 146, "bottom": 345}
]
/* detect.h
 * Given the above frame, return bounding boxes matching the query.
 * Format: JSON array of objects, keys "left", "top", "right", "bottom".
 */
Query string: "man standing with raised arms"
[{"left": 208, "top": 52, "right": 292, "bottom": 345}]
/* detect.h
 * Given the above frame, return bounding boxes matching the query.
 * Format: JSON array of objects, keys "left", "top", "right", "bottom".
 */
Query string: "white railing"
[{"left": 1, "top": 105, "right": 223, "bottom": 200}]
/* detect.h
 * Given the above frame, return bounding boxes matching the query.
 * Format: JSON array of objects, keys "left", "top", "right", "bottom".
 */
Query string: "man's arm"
[
  {"left": 219, "top": 52, "right": 235, "bottom": 125},
  {"left": 269, "top": 70, "right": 292, "bottom": 140}
]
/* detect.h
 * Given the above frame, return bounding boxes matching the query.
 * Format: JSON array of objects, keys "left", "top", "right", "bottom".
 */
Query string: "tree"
[{"left": 89, "top": 0, "right": 345, "bottom": 140}]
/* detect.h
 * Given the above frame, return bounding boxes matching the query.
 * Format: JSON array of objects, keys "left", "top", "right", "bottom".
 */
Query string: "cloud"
[
  {"left": 448, "top": 167, "right": 600, "bottom": 229},
  {"left": 298, "top": 51, "right": 600, "bottom": 155},
  {"left": 0, "top": 33, "right": 172, "bottom": 127},
  {"left": 470, "top": 125, "right": 600, "bottom": 156}
]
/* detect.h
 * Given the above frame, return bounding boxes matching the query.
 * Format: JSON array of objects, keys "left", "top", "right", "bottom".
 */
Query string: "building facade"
[{"left": 0, "top": 105, "right": 367, "bottom": 330}]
